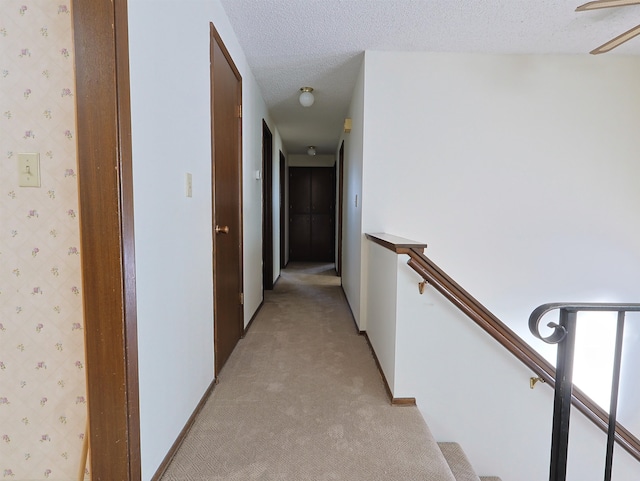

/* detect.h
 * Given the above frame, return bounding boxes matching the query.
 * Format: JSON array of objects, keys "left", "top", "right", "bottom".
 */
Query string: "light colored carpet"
[
  {"left": 160, "top": 262, "right": 456, "bottom": 481},
  {"left": 438, "top": 443, "right": 481, "bottom": 481}
]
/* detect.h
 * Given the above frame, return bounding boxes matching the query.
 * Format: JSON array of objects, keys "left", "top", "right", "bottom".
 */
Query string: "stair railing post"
[
  {"left": 549, "top": 308, "right": 577, "bottom": 481},
  {"left": 604, "top": 311, "right": 626, "bottom": 481}
]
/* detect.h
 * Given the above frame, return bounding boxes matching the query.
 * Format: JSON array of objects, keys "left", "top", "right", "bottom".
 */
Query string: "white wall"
[
  {"left": 364, "top": 242, "right": 398, "bottom": 390},
  {"left": 128, "top": 1, "right": 281, "bottom": 478},
  {"left": 358, "top": 50, "right": 640, "bottom": 430},
  {"left": 289, "top": 154, "right": 335, "bottom": 167},
  {"left": 338, "top": 56, "right": 366, "bottom": 327},
  {"left": 619, "top": 314, "right": 640, "bottom": 435},
  {"left": 360, "top": 51, "right": 640, "bottom": 334},
  {"left": 389, "top": 256, "right": 640, "bottom": 480},
  {"left": 242, "top": 84, "right": 284, "bottom": 324}
]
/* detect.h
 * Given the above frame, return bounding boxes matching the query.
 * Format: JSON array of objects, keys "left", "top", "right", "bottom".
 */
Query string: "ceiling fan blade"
[
  {"left": 590, "top": 23, "right": 640, "bottom": 53},
  {"left": 577, "top": 0, "right": 640, "bottom": 11}
]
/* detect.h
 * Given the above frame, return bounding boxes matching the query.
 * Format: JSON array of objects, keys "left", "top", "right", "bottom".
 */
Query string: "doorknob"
[{"left": 215, "top": 225, "right": 230, "bottom": 234}]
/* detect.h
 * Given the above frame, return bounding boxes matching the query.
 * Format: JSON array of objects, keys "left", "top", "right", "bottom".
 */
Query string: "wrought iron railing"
[{"left": 529, "top": 303, "right": 640, "bottom": 481}]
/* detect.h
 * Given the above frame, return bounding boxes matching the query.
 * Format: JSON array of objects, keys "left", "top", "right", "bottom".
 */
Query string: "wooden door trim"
[
  {"left": 279, "top": 151, "right": 287, "bottom": 268},
  {"left": 337, "top": 142, "right": 344, "bottom": 276},
  {"left": 73, "top": 0, "right": 141, "bottom": 479},
  {"left": 262, "top": 120, "right": 274, "bottom": 290},
  {"left": 210, "top": 22, "right": 244, "bottom": 376}
]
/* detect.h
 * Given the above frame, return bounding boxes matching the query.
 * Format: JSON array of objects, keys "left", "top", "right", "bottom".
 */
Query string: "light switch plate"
[
  {"left": 185, "top": 173, "right": 193, "bottom": 197},
  {"left": 18, "top": 153, "right": 41, "bottom": 187}
]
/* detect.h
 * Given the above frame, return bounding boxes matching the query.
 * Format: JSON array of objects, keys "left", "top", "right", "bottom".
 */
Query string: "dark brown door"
[
  {"left": 289, "top": 167, "right": 335, "bottom": 262},
  {"left": 289, "top": 167, "right": 311, "bottom": 260},
  {"left": 279, "top": 151, "right": 287, "bottom": 268},
  {"left": 210, "top": 23, "right": 243, "bottom": 376},
  {"left": 337, "top": 142, "right": 344, "bottom": 276},
  {"left": 262, "top": 120, "right": 274, "bottom": 290}
]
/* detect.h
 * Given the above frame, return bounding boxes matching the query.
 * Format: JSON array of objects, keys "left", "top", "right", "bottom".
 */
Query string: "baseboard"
[
  {"left": 391, "top": 397, "right": 417, "bottom": 406},
  {"left": 242, "top": 299, "right": 264, "bottom": 337},
  {"left": 150, "top": 378, "right": 217, "bottom": 481},
  {"left": 360, "top": 331, "right": 416, "bottom": 407}
]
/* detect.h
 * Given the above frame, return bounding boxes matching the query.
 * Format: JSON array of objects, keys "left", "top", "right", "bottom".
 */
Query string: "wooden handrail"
[{"left": 366, "top": 233, "right": 640, "bottom": 463}]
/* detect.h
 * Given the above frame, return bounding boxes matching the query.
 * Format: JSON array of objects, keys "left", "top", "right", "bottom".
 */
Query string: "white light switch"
[
  {"left": 18, "top": 153, "right": 41, "bottom": 187},
  {"left": 185, "top": 173, "right": 193, "bottom": 197}
]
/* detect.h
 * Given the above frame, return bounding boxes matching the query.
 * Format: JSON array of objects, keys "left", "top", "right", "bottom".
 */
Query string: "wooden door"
[
  {"left": 337, "top": 142, "right": 344, "bottom": 275},
  {"left": 210, "top": 23, "right": 243, "bottom": 376},
  {"left": 279, "top": 151, "right": 287, "bottom": 268},
  {"left": 289, "top": 167, "right": 335, "bottom": 262},
  {"left": 262, "top": 120, "right": 274, "bottom": 290},
  {"left": 289, "top": 167, "right": 311, "bottom": 260}
]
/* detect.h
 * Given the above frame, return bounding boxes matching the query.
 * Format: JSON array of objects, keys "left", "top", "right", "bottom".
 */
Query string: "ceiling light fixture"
[
  {"left": 299, "top": 87, "right": 314, "bottom": 107},
  {"left": 307, "top": 146, "right": 316, "bottom": 156}
]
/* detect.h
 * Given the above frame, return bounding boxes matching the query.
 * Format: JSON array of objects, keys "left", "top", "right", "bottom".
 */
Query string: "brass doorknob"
[{"left": 215, "top": 225, "right": 229, "bottom": 234}]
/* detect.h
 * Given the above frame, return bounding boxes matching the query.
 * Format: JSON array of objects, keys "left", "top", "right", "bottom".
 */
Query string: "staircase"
[{"left": 438, "top": 442, "right": 502, "bottom": 481}]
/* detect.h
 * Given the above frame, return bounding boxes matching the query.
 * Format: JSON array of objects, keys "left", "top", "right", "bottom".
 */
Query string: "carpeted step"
[
  {"left": 438, "top": 442, "right": 481, "bottom": 481},
  {"left": 479, "top": 477, "right": 502, "bottom": 481}
]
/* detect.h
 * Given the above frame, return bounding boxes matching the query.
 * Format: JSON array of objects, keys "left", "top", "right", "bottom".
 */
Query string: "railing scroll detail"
[{"left": 529, "top": 303, "right": 640, "bottom": 481}]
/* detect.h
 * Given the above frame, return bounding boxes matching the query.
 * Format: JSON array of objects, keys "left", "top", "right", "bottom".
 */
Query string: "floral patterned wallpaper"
[{"left": 0, "top": 2, "right": 89, "bottom": 479}]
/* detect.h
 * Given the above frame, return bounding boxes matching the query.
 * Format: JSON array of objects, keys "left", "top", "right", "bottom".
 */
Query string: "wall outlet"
[{"left": 18, "top": 153, "right": 40, "bottom": 187}]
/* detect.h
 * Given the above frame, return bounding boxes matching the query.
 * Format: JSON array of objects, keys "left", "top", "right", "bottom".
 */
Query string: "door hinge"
[
  {"left": 239, "top": 293, "right": 244, "bottom": 305},
  {"left": 237, "top": 105, "right": 242, "bottom": 118}
]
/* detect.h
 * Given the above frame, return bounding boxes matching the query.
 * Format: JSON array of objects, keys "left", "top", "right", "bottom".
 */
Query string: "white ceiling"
[{"left": 219, "top": 0, "right": 640, "bottom": 155}]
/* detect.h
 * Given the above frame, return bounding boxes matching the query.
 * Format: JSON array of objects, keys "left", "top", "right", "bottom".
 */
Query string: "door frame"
[
  {"left": 73, "top": 0, "right": 141, "bottom": 479},
  {"left": 279, "top": 151, "right": 287, "bottom": 269},
  {"left": 262, "top": 120, "right": 274, "bottom": 290},
  {"left": 210, "top": 22, "right": 244, "bottom": 376},
  {"left": 337, "top": 141, "right": 344, "bottom": 276}
]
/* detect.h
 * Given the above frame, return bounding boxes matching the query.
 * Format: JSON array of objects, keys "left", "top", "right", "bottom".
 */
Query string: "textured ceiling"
[{"left": 219, "top": 0, "right": 640, "bottom": 155}]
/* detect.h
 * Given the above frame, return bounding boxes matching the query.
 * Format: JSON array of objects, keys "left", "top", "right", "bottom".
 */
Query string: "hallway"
[{"left": 159, "top": 263, "right": 452, "bottom": 480}]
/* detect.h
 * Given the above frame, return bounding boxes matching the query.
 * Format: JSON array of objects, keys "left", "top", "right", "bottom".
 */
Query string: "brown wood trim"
[
  {"left": 73, "top": 0, "right": 141, "bottom": 479},
  {"left": 262, "top": 120, "right": 274, "bottom": 290},
  {"left": 336, "top": 142, "right": 344, "bottom": 276},
  {"left": 366, "top": 233, "right": 427, "bottom": 255},
  {"left": 114, "top": 3, "right": 141, "bottom": 477},
  {"left": 391, "top": 397, "right": 417, "bottom": 407},
  {"left": 243, "top": 299, "right": 264, "bottom": 337},
  {"left": 279, "top": 151, "right": 286, "bottom": 269},
  {"left": 150, "top": 380, "right": 217, "bottom": 481},
  {"left": 403, "top": 247, "right": 640, "bottom": 463}
]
